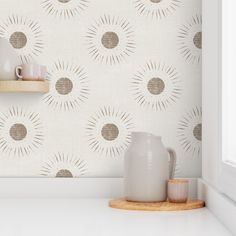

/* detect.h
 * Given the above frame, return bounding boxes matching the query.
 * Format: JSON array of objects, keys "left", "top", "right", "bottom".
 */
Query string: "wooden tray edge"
[{"left": 109, "top": 198, "right": 205, "bottom": 211}]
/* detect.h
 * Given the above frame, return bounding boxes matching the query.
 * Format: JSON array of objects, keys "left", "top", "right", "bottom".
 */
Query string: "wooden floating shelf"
[
  {"left": 109, "top": 198, "right": 205, "bottom": 211},
  {"left": 0, "top": 80, "right": 49, "bottom": 93}
]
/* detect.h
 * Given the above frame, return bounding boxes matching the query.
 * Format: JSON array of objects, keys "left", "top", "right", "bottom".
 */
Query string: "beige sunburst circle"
[
  {"left": 43, "top": 60, "right": 90, "bottom": 111},
  {"left": 131, "top": 61, "right": 181, "bottom": 111},
  {"left": 86, "top": 15, "right": 136, "bottom": 65},
  {"left": 40, "top": 153, "right": 87, "bottom": 177},
  {"left": 133, "top": 0, "right": 182, "bottom": 20},
  {"left": 0, "top": 107, "right": 44, "bottom": 157},
  {"left": 41, "top": 0, "right": 89, "bottom": 19},
  {"left": 86, "top": 106, "right": 134, "bottom": 157},
  {"left": 177, "top": 107, "right": 202, "bottom": 157},
  {"left": 178, "top": 14, "right": 202, "bottom": 64},
  {"left": 0, "top": 15, "right": 43, "bottom": 63}
]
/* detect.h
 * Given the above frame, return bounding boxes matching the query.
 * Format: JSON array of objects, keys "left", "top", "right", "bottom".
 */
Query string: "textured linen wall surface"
[{"left": 0, "top": 0, "right": 201, "bottom": 177}]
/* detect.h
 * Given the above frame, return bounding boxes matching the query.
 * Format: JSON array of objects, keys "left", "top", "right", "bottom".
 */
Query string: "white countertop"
[{"left": 0, "top": 198, "right": 232, "bottom": 236}]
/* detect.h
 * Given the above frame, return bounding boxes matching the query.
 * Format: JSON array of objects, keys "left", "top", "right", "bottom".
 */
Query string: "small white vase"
[{"left": 0, "top": 37, "right": 21, "bottom": 80}]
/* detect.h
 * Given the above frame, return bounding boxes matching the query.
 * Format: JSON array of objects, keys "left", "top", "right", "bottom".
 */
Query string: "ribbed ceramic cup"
[
  {"left": 167, "top": 179, "right": 188, "bottom": 203},
  {"left": 16, "top": 64, "right": 46, "bottom": 81}
]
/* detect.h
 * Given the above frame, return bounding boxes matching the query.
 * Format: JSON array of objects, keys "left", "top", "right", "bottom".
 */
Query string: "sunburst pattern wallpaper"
[{"left": 0, "top": 0, "right": 201, "bottom": 177}]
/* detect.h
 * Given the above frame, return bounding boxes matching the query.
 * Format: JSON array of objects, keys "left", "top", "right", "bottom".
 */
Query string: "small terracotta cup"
[{"left": 168, "top": 179, "right": 189, "bottom": 203}]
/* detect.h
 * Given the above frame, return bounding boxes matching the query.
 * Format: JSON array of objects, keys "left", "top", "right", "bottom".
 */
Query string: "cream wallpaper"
[{"left": 0, "top": 0, "right": 202, "bottom": 177}]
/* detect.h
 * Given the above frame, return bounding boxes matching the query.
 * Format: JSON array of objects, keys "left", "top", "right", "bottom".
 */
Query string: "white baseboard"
[
  {"left": 198, "top": 179, "right": 236, "bottom": 235},
  {"left": 0, "top": 178, "right": 122, "bottom": 198},
  {"left": 0, "top": 177, "right": 198, "bottom": 198}
]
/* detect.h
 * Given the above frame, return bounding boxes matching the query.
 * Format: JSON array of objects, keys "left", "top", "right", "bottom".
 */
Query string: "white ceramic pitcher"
[
  {"left": 124, "top": 132, "right": 176, "bottom": 202},
  {"left": 0, "top": 37, "right": 20, "bottom": 80}
]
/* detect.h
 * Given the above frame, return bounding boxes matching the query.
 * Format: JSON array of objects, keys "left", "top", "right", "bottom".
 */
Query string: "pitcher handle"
[{"left": 167, "top": 148, "right": 176, "bottom": 179}]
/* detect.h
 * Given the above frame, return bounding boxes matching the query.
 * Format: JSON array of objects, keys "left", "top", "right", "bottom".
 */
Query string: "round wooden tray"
[{"left": 109, "top": 198, "right": 205, "bottom": 211}]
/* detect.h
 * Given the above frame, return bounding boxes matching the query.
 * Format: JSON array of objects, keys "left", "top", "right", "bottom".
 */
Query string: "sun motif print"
[
  {"left": 178, "top": 107, "right": 202, "bottom": 156},
  {"left": 0, "top": 107, "right": 44, "bottom": 157},
  {"left": 0, "top": 15, "right": 44, "bottom": 63},
  {"left": 43, "top": 60, "right": 90, "bottom": 111},
  {"left": 41, "top": 0, "right": 89, "bottom": 19},
  {"left": 178, "top": 14, "right": 202, "bottom": 64},
  {"left": 40, "top": 153, "right": 87, "bottom": 177},
  {"left": 133, "top": 0, "right": 182, "bottom": 20},
  {"left": 86, "top": 15, "right": 136, "bottom": 65},
  {"left": 86, "top": 106, "right": 134, "bottom": 157},
  {"left": 131, "top": 60, "right": 181, "bottom": 111}
]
